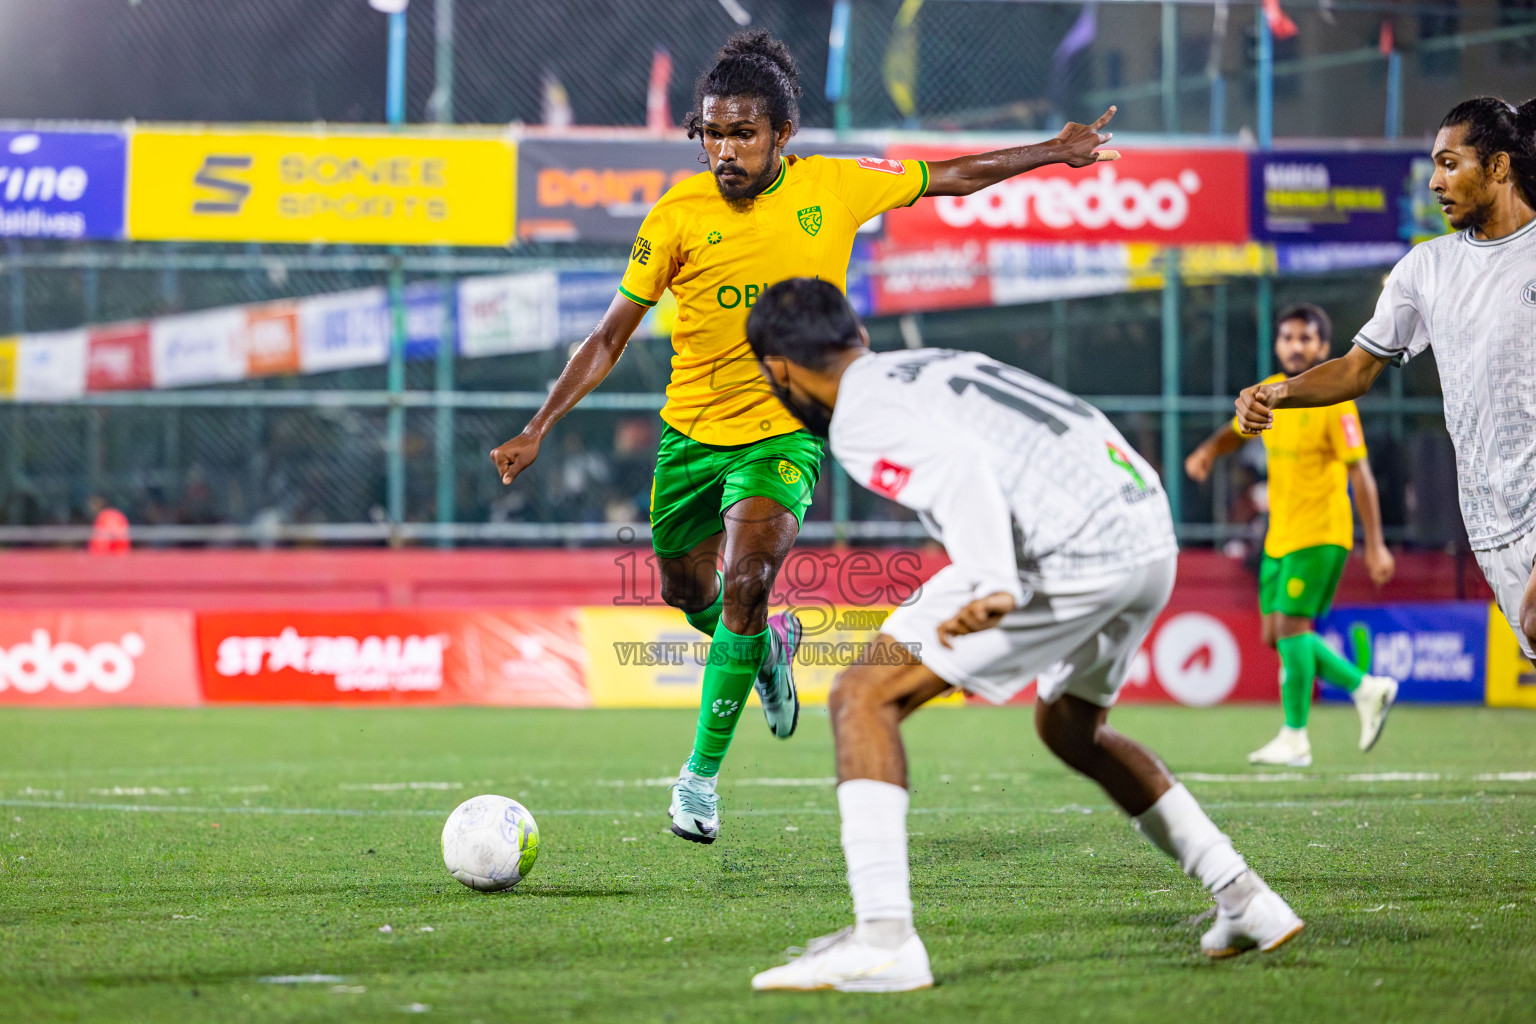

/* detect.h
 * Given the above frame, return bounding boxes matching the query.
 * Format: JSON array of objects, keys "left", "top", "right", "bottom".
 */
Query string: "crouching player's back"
[{"left": 742, "top": 278, "right": 1303, "bottom": 994}]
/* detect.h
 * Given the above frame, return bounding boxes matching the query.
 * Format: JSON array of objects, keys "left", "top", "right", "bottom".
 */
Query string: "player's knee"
[
  {"left": 1034, "top": 697, "right": 1103, "bottom": 764},
  {"left": 658, "top": 573, "right": 711, "bottom": 614},
  {"left": 722, "top": 561, "right": 777, "bottom": 614},
  {"left": 1521, "top": 605, "right": 1536, "bottom": 649}
]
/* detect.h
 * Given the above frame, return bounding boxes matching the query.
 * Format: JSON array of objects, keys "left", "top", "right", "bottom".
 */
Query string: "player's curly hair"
[
  {"left": 1440, "top": 96, "right": 1536, "bottom": 208},
  {"left": 683, "top": 30, "right": 801, "bottom": 139}
]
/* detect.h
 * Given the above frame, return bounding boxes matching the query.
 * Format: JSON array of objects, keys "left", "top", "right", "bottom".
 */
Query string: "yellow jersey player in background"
[
  {"left": 491, "top": 30, "right": 1118, "bottom": 843},
  {"left": 1186, "top": 303, "right": 1399, "bottom": 767}
]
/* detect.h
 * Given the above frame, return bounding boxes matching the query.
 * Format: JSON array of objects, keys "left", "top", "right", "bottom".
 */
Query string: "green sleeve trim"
[
  {"left": 902, "top": 160, "right": 930, "bottom": 207},
  {"left": 617, "top": 285, "right": 658, "bottom": 308}
]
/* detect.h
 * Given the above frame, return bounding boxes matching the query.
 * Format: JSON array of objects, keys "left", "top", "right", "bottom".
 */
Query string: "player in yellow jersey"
[
  {"left": 1186, "top": 303, "right": 1399, "bottom": 767},
  {"left": 491, "top": 30, "right": 1118, "bottom": 841}
]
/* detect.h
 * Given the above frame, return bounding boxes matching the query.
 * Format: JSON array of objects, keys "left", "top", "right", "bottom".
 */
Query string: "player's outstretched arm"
[
  {"left": 489, "top": 294, "right": 648, "bottom": 485},
  {"left": 1347, "top": 459, "right": 1395, "bottom": 587},
  {"left": 1235, "top": 345, "right": 1389, "bottom": 433},
  {"left": 1185, "top": 424, "right": 1247, "bottom": 483},
  {"left": 923, "top": 106, "right": 1119, "bottom": 197}
]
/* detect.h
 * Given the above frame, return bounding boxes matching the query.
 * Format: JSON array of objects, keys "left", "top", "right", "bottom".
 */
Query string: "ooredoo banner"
[
  {"left": 0, "top": 129, "right": 126, "bottom": 240},
  {"left": 196, "top": 609, "right": 590, "bottom": 706},
  {"left": 884, "top": 146, "right": 1249, "bottom": 245},
  {"left": 0, "top": 611, "right": 201, "bottom": 706}
]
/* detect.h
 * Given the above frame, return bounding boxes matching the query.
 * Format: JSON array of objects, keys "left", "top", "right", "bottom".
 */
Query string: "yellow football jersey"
[
  {"left": 1236, "top": 374, "right": 1369, "bottom": 557},
  {"left": 618, "top": 154, "right": 928, "bottom": 445}
]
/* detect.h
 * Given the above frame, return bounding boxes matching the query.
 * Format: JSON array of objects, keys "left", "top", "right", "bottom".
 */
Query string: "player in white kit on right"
[
  {"left": 1238, "top": 95, "right": 1536, "bottom": 657},
  {"left": 742, "top": 278, "right": 1303, "bottom": 994}
]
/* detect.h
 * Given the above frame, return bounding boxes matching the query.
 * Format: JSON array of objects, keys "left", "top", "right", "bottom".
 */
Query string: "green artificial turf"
[{"left": 0, "top": 704, "right": 1532, "bottom": 1023}]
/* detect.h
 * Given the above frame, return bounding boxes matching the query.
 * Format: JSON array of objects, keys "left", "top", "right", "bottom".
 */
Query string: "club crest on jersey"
[
  {"left": 870, "top": 458, "right": 912, "bottom": 498},
  {"left": 777, "top": 460, "right": 802, "bottom": 486},
  {"left": 1522, "top": 280, "right": 1536, "bottom": 307},
  {"left": 797, "top": 206, "right": 822, "bottom": 236}
]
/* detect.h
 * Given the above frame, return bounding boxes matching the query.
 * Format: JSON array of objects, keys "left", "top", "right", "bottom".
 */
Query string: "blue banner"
[
  {"left": 1249, "top": 151, "right": 1444, "bottom": 244},
  {"left": 403, "top": 280, "right": 454, "bottom": 362},
  {"left": 0, "top": 129, "right": 126, "bottom": 240},
  {"left": 1317, "top": 602, "right": 1488, "bottom": 703}
]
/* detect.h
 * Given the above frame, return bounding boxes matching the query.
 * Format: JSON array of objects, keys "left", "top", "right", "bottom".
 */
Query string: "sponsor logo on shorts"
[
  {"left": 869, "top": 458, "right": 912, "bottom": 498},
  {"left": 777, "top": 459, "right": 802, "bottom": 486},
  {"left": 1286, "top": 577, "right": 1307, "bottom": 599}
]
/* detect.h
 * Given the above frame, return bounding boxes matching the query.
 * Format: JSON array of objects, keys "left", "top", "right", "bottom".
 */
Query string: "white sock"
[
  {"left": 838, "top": 779, "right": 913, "bottom": 948},
  {"left": 1133, "top": 783, "right": 1248, "bottom": 893},
  {"left": 1280, "top": 725, "right": 1308, "bottom": 742}
]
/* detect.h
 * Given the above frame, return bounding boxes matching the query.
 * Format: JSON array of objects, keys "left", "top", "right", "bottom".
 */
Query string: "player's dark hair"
[
  {"left": 747, "top": 278, "right": 864, "bottom": 372},
  {"left": 1276, "top": 302, "right": 1332, "bottom": 345},
  {"left": 683, "top": 30, "right": 801, "bottom": 139},
  {"left": 1440, "top": 96, "right": 1536, "bottom": 208}
]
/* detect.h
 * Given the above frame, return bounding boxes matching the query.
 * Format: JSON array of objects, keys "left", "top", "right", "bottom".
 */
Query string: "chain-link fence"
[
  {"left": 0, "top": 0, "right": 1509, "bottom": 547},
  {"left": 2, "top": 1, "right": 1531, "bottom": 135}
]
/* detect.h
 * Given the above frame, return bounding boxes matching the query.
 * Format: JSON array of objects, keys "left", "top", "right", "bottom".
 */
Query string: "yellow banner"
[
  {"left": 128, "top": 128, "right": 514, "bottom": 246},
  {"left": 1485, "top": 603, "right": 1536, "bottom": 708},
  {"left": 0, "top": 337, "right": 17, "bottom": 397},
  {"left": 578, "top": 605, "right": 963, "bottom": 709}
]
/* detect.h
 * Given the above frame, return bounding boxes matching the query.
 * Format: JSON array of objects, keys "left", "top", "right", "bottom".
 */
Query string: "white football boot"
[
  {"left": 751, "top": 926, "right": 933, "bottom": 993},
  {"left": 1352, "top": 674, "right": 1399, "bottom": 751},
  {"left": 668, "top": 767, "right": 719, "bottom": 844},
  {"left": 1248, "top": 726, "right": 1312, "bottom": 767},
  {"left": 1201, "top": 873, "right": 1305, "bottom": 958}
]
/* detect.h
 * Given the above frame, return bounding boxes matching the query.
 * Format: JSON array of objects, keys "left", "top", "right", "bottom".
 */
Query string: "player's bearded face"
[
  {"left": 1274, "top": 321, "right": 1327, "bottom": 377},
  {"left": 761, "top": 361, "right": 833, "bottom": 438},
  {"left": 701, "top": 96, "right": 784, "bottom": 203},
  {"left": 1430, "top": 127, "right": 1498, "bottom": 233}
]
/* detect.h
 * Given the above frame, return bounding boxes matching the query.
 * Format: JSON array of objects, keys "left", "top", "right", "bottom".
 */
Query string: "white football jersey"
[
  {"left": 1353, "top": 218, "right": 1536, "bottom": 550},
  {"left": 830, "top": 349, "right": 1178, "bottom": 599}
]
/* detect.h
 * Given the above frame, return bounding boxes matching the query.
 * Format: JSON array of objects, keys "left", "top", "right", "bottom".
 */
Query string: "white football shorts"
[
  {"left": 1474, "top": 528, "right": 1536, "bottom": 659},
  {"left": 881, "top": 555, "right": 1177, "bottom": 707}
]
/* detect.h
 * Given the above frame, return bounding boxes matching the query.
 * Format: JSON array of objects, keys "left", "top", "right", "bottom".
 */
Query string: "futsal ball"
[{"left": 441, "top": 795, "right": 540, "bottom": 892}]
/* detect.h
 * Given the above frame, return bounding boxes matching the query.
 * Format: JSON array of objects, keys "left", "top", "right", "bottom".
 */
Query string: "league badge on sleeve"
[
  {"left": 855, "top": 157, "right": 906, "bottom": 175},
  {"left": 870, "top": 458, "right": 913, "bottom": 498}
]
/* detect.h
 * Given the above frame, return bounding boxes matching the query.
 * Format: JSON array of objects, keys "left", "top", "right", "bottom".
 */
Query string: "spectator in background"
[{"left": 86, "top": 495, "right": 130, "bottom": 554}]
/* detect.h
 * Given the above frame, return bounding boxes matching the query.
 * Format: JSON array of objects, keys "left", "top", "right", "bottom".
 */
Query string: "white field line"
[
  {"left": 1, "top": 793, "right": 1529, "bottom": 821},
  {"left": 337, "top": 782, "right": 462, "bottom": 791}
]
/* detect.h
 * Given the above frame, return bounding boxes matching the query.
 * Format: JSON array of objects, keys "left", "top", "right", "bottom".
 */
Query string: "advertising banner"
[
  {"left": 517, "top": 138, "right": 700, "bottom": 243},
  {"left": 1485, "top": 604, "right": 1536, "bottom": 709},
  {"left": 196, "top": 609, "right": 590, "bottom": 706},
  {"left": 245, "top": 303, "right": 301, "bottom": 378},
  {"left": 458, "top": 272, "right": 560, "bottom": 356},
  {"left": 127, "top": 128, "right": 514, "bottom": 246},
  {"left": 0, "top": 129, "right": 126, "bottom": 240},
  {"left": 297, "top": 287, "right": 389, "bottom": 373},
  {"left": 1249, "top": 151, "right": 1444, "bottom": 243},
  {"left": 1317, "top": 602, "right": 1488, "bottom": 703},
  {"left": 885, "top": 146, "right": 1249, "bottom": 246},
  {"left": 15, "top": 330, "right": 88, "bottom": 400},
  {"left": 0, "top": 611, "right": 201, "bottom": 706},
  {"left": 403, "top": 280, "right": 453, "bottom": 362},
  {"left": 85, "top": 323, "right": 153, "bottom": 391},
  {"left": 150, "top": 306, "right": 247, "bottom": 388},
  {"left": 0, "top": 337, "right": 15, "bottom": 396}
]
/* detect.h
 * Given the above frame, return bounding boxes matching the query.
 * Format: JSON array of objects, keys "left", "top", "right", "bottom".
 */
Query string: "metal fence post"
[
  {"left": 1256, "top": 275, "right": 1273, "bottom": 379},
  {"left": 386, "top": 258, "right": 407, "bottom": 529},
  {"left": 434, "top": 279, "right": 457, "bottom": 546},
  {"left": 1161, "top": 2, "right": 1179, "bottom": 133},
  {"left": 1256, "top": 4, "right": 1273, "bottom": 149},
  {"left": 1051, "top": 298, "right": 1069, "bottom": 387},
  {"left": 1161, "top": 249, "right": 1182, "bottom": 526}
]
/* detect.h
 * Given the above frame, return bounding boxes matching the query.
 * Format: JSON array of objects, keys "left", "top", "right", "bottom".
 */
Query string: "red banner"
[
  {"left": 887, "top": 146, "right": 1250, "bottom": 245},
  {"left": 196, "top": 608, "right": 590, "bottom": 706},
  {"left": 85, "top": 323, "right": 153, "bottom": 391},
  {"left": 0, "top": 610, "right": 201, "bottom": 705}
]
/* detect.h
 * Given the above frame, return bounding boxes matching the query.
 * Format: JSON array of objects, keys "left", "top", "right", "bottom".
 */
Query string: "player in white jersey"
[
  {"left": 1238, "top": 96, "right": 1536, "bottom": 656},
  {"left": 741, "top": 278, "right": 1303, "bottom": 993}
]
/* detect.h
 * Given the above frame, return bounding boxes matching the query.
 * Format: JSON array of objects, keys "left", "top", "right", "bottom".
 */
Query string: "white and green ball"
[{"left": 441, "top": 795, "right": 540, "bottom": 892}]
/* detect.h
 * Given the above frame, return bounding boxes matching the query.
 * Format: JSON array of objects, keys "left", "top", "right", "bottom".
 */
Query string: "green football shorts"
[
  {"left": 1258, "top": 544, "right": 1349, "bottom": 619},
  {"left": 649, "top": 424, "right": 823, "bottom": 559}
]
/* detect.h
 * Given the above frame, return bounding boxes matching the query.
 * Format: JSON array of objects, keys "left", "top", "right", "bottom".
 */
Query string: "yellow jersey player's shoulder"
[{"left": 654, "top": 169, "right": 721, "bottom": 210}]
